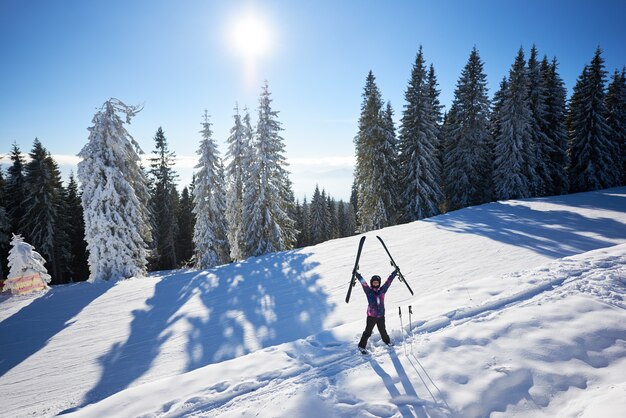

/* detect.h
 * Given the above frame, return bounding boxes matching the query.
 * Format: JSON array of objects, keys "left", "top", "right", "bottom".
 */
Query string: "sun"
[{"left": 230, "top": 10, "right": 273, "bottom": 61}]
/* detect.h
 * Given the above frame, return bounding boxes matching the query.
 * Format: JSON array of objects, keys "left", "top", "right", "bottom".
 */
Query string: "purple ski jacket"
[{"left": 357, "top": 270, "right": 397, "bottom": 317}]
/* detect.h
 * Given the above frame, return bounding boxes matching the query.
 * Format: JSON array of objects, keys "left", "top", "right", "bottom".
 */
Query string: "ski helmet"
[{"left": 370, "top": 275, "right": 381, "bottom": 287}]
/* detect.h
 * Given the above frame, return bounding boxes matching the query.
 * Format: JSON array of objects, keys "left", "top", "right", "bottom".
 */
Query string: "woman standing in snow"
[{"left": 355, "top": 269, "right": 397, "bottom": 353}]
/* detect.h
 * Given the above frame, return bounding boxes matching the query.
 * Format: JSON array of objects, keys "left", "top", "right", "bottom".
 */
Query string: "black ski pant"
[{"left": 358, "top": 316, "right": 390, "bottom": 348}]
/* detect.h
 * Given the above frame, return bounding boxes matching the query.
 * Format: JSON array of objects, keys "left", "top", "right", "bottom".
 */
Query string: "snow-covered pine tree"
[
  {"left": 567, "top": 48, "right": 617, "bottom": 192},
  {"left": 490, "top": 77, "right": 508, "bottom": 161},
  {"left": 193, "top": 110, "right": 230, "bottom": 268},
  {"left": 78, "top": 99, "right": 152, "bottom": 282},
  {"left": 336, "top": 199, "right": 347, "bottom": 238},
  {"left": 493, "top": 48, "right": 533, "bottom": 200},
  {"left": 4, "top": 234, "right": 51, "bottom": 293},
  {"left": 337, "top": 199, "right": 356, "bottom": 238},
  {"left": 148, "top": 127, "right": 179, "bottom": 270},
  {"left": 242, "top": 81, "right": 297, "bottom": 257},
  {"left": 381, "top": 102, "right": 400, "bottom": 223},
  {"left": 346, "top": 200, "right": 357, "bottom": 237},
  {"left": 354, "top": 71, "right": 397, "bottom": 231},
  {"left": 280, "top": 174, "right": 298, "bottom": 249},
  {"left": 22, "top": 139, "right": 69, "bottom": 284},
  {"left": 526, "top": 45, "right": 551, "bottom": 196},
  {"left": 438, "top": 111, "right": 450, "bottom": 212},
  {"left": 399, "top": 47, "right": 442, "bottom": 221},
  {"left": 225, "top": 104, "right": 248, "bottom": 260},
  {"left": 65, "top": 173, "right": 89, "bottom": 281},
  {"left": 428, "top": 63, "right": 445, "bottom": 187},
  {"left": 297, "top": 197, "right": 311, "bottom": 247},
  {"left": 327, "top": 194, "right": 339, "bottom": 240},
  {"left": 310, "top": 185, "right": 326, "bottom": 244},
  {"left": 444, "top": 47, "right": 492, "bottom": 211},
  {"left": 541, "top": 57, "right": 570, "bottom": 195},
  {"left": 348, "top": 180, "right": 358, "bottom": 225},
  {"left": 428, "top": 64, "right": 444, "bottom": 125},
  {"left": 606, "top": 68, "right": 626, "bottom": 185},
  {"left": 176, "top": 185, "right": 195, "bottom": 265},
  {"left": 5, "top": 143, "right": 27, "bottom": 235},
  {"left": 293, "top": 199, "right": 304, "bottom": 248}
]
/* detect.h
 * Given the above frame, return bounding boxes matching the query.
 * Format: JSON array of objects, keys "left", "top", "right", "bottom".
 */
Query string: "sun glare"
[{"left": 230, "top": 11, "right": 272, "bottom": 61}]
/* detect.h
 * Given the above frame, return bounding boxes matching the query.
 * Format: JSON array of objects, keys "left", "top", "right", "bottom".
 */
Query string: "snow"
[{"left": 1, "top": 187, "right": 625, "bottom": 417}]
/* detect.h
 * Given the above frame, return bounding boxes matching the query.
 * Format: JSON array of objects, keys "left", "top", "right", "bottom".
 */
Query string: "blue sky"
[{"left": 1, "top": 0, "right": 625, "bottom": 200}]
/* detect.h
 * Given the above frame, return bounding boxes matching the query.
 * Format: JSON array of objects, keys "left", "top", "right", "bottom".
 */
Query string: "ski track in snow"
[{"left": 139, "top": 245, "right": 626, "bottom": 417}]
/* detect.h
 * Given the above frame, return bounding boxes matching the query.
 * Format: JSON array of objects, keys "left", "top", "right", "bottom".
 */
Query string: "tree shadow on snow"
[
  {"left": 0, "top": 282, "right": 112, "bottom": 377},
  {"left": 184, "top": 250, "right": 330, "bottom": 370},
  {"left": 425, "top": 202, "right": 626, "bottom": 259},
  {"left": 78, "top": 250, "right": 331, "bottom": 408},
  {"left": 543, "top": 187, "right": 626, "bottom": 213}
]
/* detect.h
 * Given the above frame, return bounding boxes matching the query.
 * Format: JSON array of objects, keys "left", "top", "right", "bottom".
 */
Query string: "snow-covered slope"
[{"left": 1, "top": 188, "right": 625, "bottom": 417}]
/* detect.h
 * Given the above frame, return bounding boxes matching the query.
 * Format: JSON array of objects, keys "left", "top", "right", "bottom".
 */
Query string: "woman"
[{"left": 355, "top": 268, "right": 397, "bottom": 354}]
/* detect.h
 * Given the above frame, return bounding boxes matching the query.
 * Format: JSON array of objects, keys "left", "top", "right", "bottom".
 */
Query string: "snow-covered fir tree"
[
  {"left": 78, "top": 99, "right": 152, "bottom": 282},
  {"left": 22, "top": 139, "right": 69, "bottom": 283},
  {"left": 350, "top": 180, "right": 359, "bottom": 226},
  {"left": 399, "top": 47, "right": 442, "bottom": 221},
  {"left": 242, "top": 82, "right": 297, "bottom": 257},
  {"left": 438, "top": 111, "right": 450, "bottom": 211},
  {"left": 301, "top": 197, "right": 312, "bottom": 246},
  {"left": 606, "top": 68, "right": 626, "bottom": 185},
  {"left": 5, "top": 143, "right": 27, "bottom": 235},
  {"left": 381, "top": 102, "right": 400, "bottom": 221},
  {"left": 337, "top": 199, "right": 356, "bottom": 238},
  {"left": 309, "top": 185, "right": 328, "bottom": 244},
  {"left": 443, "top": 47, "right": 492, "bottom": 211},
  {"left": 428, "top": 63, "right": 445, "bottom": 183},
  {"left": 336, "top": 199, "right": 347, "bottom": 239},
  {"left": 490, "top": 77, "right": 508, "bottom": 162},
  {"left": 354, "top": 71, "right": 397, "bottom": 231},
  {"left": 541, "top": 56, "right": 570, "bottom": 195},
  {"left": 526, "top": 46, "right": 551, "bottom": 196},
  {"left": 148, "top": 127, "right": 179, "bottom": 270},
  {"left": 567, "top": 48, "right": 617, "bottom": 192},
  {"left": 193, "top": 110, "right": 230, "bottom": 268},
  {"left": 4, "top": 234, "right": 51, "bottom": 293},
  {"left": 175, "top": 184, "right": 195, "bottom": 265},
  {"left": 327, "top": 194, "right": 339, "bottom": 240},
  {"left": 225, "top": 104, "right": 249, "bottom": 260},
  {"left": 294, "top": 198, "right": 308, "bottom": 248},
  {"left": 284, "top": 175, "right": 299, "bottom": 240},
  {"left": 427, "top": 64, "right": 444, "bottom": 126},
  {"left": 65, "top": 173, "right": 89, "bottom": 281},
  {"left": 493, "top": 48, "right": 533, "bottom": 200}
]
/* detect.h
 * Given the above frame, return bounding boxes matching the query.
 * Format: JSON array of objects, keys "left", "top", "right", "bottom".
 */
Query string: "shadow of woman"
[{"left": 368, "top": 355, "right": 424, "bottom": 418}]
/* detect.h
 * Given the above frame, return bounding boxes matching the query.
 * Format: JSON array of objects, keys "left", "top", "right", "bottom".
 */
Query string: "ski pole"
[
  {"left": 399, "top": 306, "right": 406, "bottom": 356},
  {"left": 408, "top": 305, "right": 413, "bottom": 353}
]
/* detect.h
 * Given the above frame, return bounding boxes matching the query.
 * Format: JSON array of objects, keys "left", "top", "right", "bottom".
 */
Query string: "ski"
[
  {"left": 345, "top": 236, "right": 366, "bottom": 303},
  {"left": 376, "top": 236, "right": 414, "bottom": 296}
]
